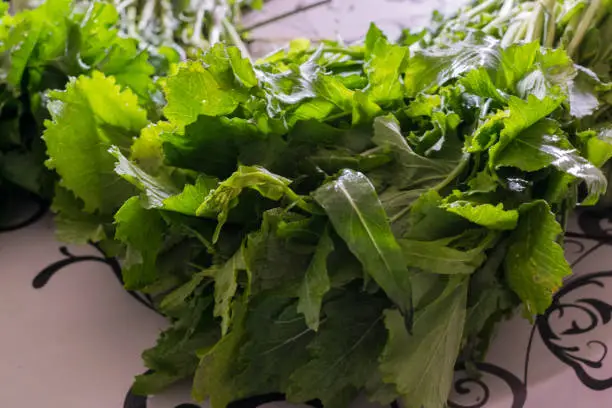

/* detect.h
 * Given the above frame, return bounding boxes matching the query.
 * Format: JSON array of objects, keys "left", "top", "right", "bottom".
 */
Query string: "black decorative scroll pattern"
[
  {"left": 576, "top": 209, "right": 612, "bottom": 241},
  {"left": 124, "top": 376, "right": 395, "bottom": 407},
  {"left": 533, "top": 209, "right": 612, "bottom": 391},
  {"left": 536, "top": 271, "right": 612, "bottom": 391},
  {"left": 123, "top": 371, "right": 326, "bottom": 408},
  {"left": 33, "top": 243, "right": 158, "bottom": 314},
  {"left": 445, "top": 208, "right": 612, "bottom": 408},
  {"left": 448, "top": 363, "right": 526, "bottom": 408},
  {"left": 0, "top": 191, "right": 49, "bottom": 232}
]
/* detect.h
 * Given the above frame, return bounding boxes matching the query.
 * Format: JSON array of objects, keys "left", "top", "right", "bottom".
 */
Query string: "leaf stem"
[
  {"left": 389, "top": 154, "right": 470, "bottom": 224},
  {"left": 567, "top": 0, "right": 602, "bottom": 58},
  {"left": 462, "top": 0, "right": 497, "bottom": 21},
  {"left": 431, "top": 153, "right": 470, "bottom": 193},
  {"left": 482, "top": 0, "right": 516, "bottom": 34},
  {"left": 285, "top": 189, "right": 320, "bottom": 214},
  {"left": 222, "top": 17, "right": 253, "bottom": 61},
  {"left": 542, "top": 0, "right": 557, "bottom": 48},
  {"left": 525, "top": 0, "right": 545, "bottom": 43}
]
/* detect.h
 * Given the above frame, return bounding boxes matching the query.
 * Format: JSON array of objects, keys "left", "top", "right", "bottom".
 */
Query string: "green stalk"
[
  {"left": 592, "top": 0, "right": 611, "bottom": 27},
  {"left": 559, "top": 11, "right": 581, "bottom": 48},
  {"left": 525, "top": 1, "right": 545, "bottom": 43},
  {"left": 159, "top": 0, "right": 176, "bottom": 46},
  {"left": 498, "top": 0, "right": 517, "bottom": 17},
  {"left": 501, "top": 21, "right": 523, "bottom": 47},
  {"left": 138, "top": 0, "right": 156, "bottom": 32},
  {"left": 222, "top": 17, "right": 252, "bottom": 61},
  {"left": 543, "top": 0, "right": 557, "bottom": 47},
  {"left": 462, "top": 0, "right": 499, "bottom": 21},
  {"left": 482, "top": 0, "right": 516, "bottom": 34},
  {"left": 567, "top": 0, "right": 603, "bottom": 58},
  {"left": 514, "top": 17, "right": 529, "bottom": 43}
]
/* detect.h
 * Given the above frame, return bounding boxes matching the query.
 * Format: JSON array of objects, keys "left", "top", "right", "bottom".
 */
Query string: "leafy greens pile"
[
  {"left": 415, "top": 0, "right": 612, "bottom": 205},
  {"left": 0, "top": 0, "right": 257, "bottom": 214},
  {"left": 41, "top": 0, "right": 612, "bottom": 402}
]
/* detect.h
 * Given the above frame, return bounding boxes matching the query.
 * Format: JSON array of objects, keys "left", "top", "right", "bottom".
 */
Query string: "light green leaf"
[
  {"left": 494, "top": 42, "right": 540, "bottom": 92},
  {"left": 131, "top": 122, "right": 177, "bottom": 175},
  {"left": 404, "top": 37, "right": 501, "bottom": 96},
  {"left": 110, "top": 146, "right": 177, "bottom": 209},
  {"left": 489, "top": 94, "right": 563, "bottom": 166},
  {"left": 297, "top": 229, "right": 334, "bottom": 331},
  {"left": 163, "top": 176, "right": 218, "bottom": 215},
  {"left": 441, "top": 201, "right": 518, "bottom": 230},
  {"left": 582, "top": 127, "right": 612, "bottom": 168},
  {"left": 227, "top": 47, "right": 258, "bottom": 88},
  {"left": 460, "top": 67, "right": 507, "bottom": 104},
  {"left": 399, "top": 238, "right": 487, "bottom": 275},
  {"left": 51, "top": 185, "right": 108, "bottom": 244},
  {"left": 504, "top": 201, "right": 572, "bottom": 315},
  {"left": 365, "top": 27, "right": 408, "bottom": 103},
  {"left": 199, "top": 165, "right": 308, "bottom": 242},
  {"left": 114, "top": 196, "right": 165, "bottom": 289},
  {"left": 43, "top": 72, "right": 147, "bottom": 214},
  {"left": 316, "top": 75, "right": 355, "bottom": 112},
  {"left": 352, "top": 90, "right": 382, "bottom": 125},
  {"left": 163, "top": 61, "right": 239, "bottom": 127},
  {"left": 214, "top": 250, "right": 246, "bottom": 336}
]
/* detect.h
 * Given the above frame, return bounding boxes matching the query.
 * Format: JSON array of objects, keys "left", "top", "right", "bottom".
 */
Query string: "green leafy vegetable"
[
  {"left": 0, "top": 0, "right": 258, "bottom": 225},
  {"left": 115, "top": 196, "right": 165, "bottom": 289},
  {"left": 380, "top": 278, "right": 468, "bottom": 408},
  {"left": 44, "top": 72, "right": 147, "bottom": 214},
  {"left": 314, "top": 169, "right": 412, "bottom": 317},
  {"left": 504, "top": 200, "right": 572, "bottom": 314},
  {"left": 35, "top": 2, "right": 612, "bottom": 407}
]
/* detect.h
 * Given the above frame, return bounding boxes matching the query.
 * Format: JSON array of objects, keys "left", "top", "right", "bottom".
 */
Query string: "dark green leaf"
[
  {"left": 313, "top": 169, "right": 412, "bottom": 316},
  {"left": 287, "top": 290, "right": 389, "bottom": 408},
  {"left": 379, "top": 278, "right": 468, "bottom": 408},
  {"left": 504, "top": 201, "right": 572, "bottom": 315}
]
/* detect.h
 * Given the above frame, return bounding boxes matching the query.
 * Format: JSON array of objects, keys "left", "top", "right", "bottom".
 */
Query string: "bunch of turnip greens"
[
  {"left": 41, "top": 9, "right": 612, "bottom": 404},
  {"left": 0, "top": 0, "right": 256, "bottom": 211},
  {"left": 411, "top": 0, "right": 612, "bottom": 205}
]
